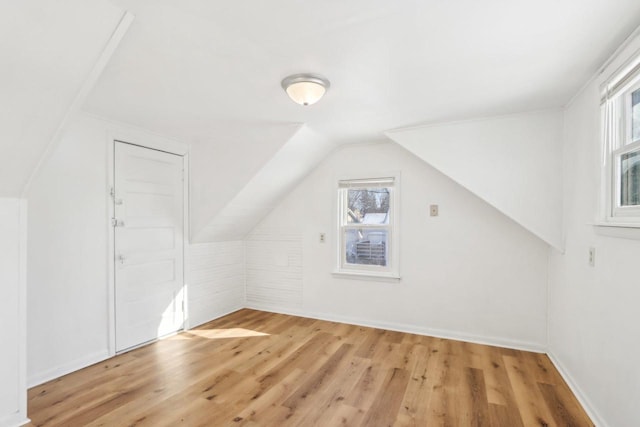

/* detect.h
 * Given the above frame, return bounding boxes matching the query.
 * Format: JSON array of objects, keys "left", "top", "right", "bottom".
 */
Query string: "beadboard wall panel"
[
  {"left": 187, "top": 241, "right": 245, "bottom": 328},
  {"left": 245, "top": 231, "right": 303, "bottom": 311}
]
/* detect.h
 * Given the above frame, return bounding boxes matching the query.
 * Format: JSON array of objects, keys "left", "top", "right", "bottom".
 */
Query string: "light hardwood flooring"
[{"left": 28, "top": 309, "right": 593, "bottom": 426}]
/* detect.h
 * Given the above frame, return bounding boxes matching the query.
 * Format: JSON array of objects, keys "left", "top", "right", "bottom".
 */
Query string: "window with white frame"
[
  {"left": 336, "top": 176, "right": 399, "bottom": 278},
  {"left": 601, "top": 56, "right": 640, "bottom": 222}
]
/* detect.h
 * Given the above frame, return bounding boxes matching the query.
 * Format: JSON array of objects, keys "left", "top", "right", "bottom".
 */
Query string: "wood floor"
[{"left": 28, "top": 309, "right": 593, "bottom": 426}]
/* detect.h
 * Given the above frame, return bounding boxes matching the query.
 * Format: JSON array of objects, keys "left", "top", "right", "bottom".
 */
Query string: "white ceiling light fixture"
[{"left": 281, "top": 73, "right": 330, "bottom": 106}]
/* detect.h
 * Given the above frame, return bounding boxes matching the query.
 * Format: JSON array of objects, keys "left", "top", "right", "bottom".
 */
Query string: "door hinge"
[
  {"left": 111, "top": 218, "right": 125, "bottom": 227},
  {"left": 110, "top": 187, "right": 115, "bottom": 199}
]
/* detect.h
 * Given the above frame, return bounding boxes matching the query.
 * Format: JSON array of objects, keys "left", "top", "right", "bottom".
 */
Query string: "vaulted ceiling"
[
  {"left": 0, "top": 0, "right": 123, "bottom": 196},
  {"left": 86, "top": 0, "right": 640, "bottom": 144},
  {"left": 4, "top": 1, "right": 640, "bottom": 243}
]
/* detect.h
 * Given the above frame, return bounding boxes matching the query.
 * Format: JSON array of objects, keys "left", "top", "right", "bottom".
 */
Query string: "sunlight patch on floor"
[{"left": 175, "top": 328, "right": 270, "bottom": 340}]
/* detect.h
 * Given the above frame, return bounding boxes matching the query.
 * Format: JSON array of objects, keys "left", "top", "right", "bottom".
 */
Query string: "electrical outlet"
[
  {"left": 430, "top": 204, "right": 439, "bottom": 217},
  {"left": 319, "top": 233, "right": 326, "bottom": 243},
  {"left": 588, "top": 247, "right": 595, "bottom": 267}
]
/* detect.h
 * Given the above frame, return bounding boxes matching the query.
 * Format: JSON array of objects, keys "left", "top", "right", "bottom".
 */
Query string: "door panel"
[{"left": 114, "top": 141, "right": 184, "bottom": 352}]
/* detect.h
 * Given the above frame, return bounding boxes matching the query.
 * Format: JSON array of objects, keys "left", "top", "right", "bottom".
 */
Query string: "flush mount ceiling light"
[{"left": 281, "top": 73, "right": 330, "bottom": 106}]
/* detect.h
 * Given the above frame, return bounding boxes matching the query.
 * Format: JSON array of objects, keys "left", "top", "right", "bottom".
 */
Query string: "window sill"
[
  {"left": 591, "top": 221, "right": 640, "bottom": 240},
  {"left": 591, "top": 220, "right": 640, "bottom": 228},
  {"left": 332, "top": 270, "right": 401, "bottom": 282}
]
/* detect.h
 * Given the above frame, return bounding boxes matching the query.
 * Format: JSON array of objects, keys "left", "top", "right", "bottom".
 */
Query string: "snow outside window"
[{"left": 335, "top": 176, "right": 400, "bottom": 279}]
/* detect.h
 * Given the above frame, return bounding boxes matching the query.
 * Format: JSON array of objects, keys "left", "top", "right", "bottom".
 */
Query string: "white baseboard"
[
  {"left": 23, "top": 305, "right": 603, "bottom": 427},
  {"left": 244, "top": 304, "right": 547, "bottom": 354},
  {"left": 27, "top": 306, "right": 244, "bottom": 389},
  {"left": 28, "top": 349, "right": 110, "bottom": 388},
  {"left": 0, "top": 414, "right": 30, "bottom": 427},
  {"left": 547, "top": 351, "right": 606, "bottom": 427}
]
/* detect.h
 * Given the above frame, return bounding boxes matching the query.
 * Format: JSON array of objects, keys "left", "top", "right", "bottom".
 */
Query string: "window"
[
  {"left": 601, "top": 58, "right": 640, "bottom": 222},
  {"left": 336, "top": 176, "right": 399, "bottom": 278}
]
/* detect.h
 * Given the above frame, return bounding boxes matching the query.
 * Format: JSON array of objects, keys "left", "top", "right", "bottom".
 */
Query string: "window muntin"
[
  {"left": 602, "top": 64, "right": 640, "bottom": 221},
  {"left": 337, "top": 177, "right": 398, "bottom": 277},
  {"left": 620, "top": 150, "right": 640, "bottom": 206},
  {"left": 344, "top": 187, "right": 390, "bottom": 267}
]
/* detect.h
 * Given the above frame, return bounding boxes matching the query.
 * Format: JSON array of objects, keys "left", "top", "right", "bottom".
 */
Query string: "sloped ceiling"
[
  {"left": 193, "top": 126, "right": 336, "bottom": 242},
  {"left": 5, "top": 1, "right": 640, "bottom": 243},
  {"left": 190, "top": 122, "right": 302, "bottom": 239},
  {"left": 79, "top": 0, "right": 640, "bottom": 243},
  {"left": 85, "top": 0, "right": 640, "bottom": 144},
  {"left": 0, "top": 1, "right": 125, "bottom": 197},
  {"left": 387, "top": 110, "right": 564, "bottom": 249}
]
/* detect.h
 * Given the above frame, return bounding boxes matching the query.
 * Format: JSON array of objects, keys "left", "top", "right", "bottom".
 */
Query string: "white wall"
[
  {"left": 0, "top": 199, "right": 27, "bottom": 427},
  {"left": 196, "top": 126, "right": 336, "bottom": 242},
  {"left": 247, "top": 142, "right": 549, "bottom": 351},
  {"left": 548, "top": 32, "right": 640, "bottom": 427},
  {"left": 190, "top": 123, "right": 301, "bottom": 241},
  {"left": 386, "top": 110, "right": 564, "bottom": 249},
  {"left": 246, "top": 230, "right": 303, "bottom": 310},
  {"left": 28, "top": 115, "right": 111, "bottom": 385},
  {"left": 27, "top": 114, "right": 245, "bottom": 386},
  {"left": 187, "top": 241, "right": 245, "bottom": 328}
]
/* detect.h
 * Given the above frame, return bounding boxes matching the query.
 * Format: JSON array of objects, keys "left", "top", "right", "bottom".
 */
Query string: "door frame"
[{"left": 106, "top": 128, "right": 190, "bottom": 357}]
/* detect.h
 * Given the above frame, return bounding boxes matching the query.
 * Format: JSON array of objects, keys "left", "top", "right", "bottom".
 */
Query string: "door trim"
[{"left": 106, "top": 129, "right": 190, "bottom": 357}]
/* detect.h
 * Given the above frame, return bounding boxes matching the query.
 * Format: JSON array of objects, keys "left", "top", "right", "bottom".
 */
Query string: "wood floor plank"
[
  {"left": 281, "top": 343, "right": 353, "bottom": 412},
  {"left": 471, "top": 345, "right": 509, "bottom": 406},
  {"left": 489, "top": 403, "right": 516, "bottom": 426},
  {"left": 528, "top": 352, "right": 561, "bottom": 385},
  {"left": 354, "top": 328, "right": 387, "bottom": 359},
  {"left": 538, "top": 382, "right": 595, "bottom": 427},
  {"left": 425, "top": 340, "right": 466, "bottom": 426},
  {"left": 343, "top": 363, "right": 389, "bottom": 411},
  {"left": 395, "top": 343, "right": 439, "bottom": 426},
  {"left": 466, "top": 367, "right": 490, "bottom": 426},
  {"left": 27, "top": 309, "right": 593, "bottom": 427},
  {"left": 359, "top": 367, "right": 411, "bottom": 427},
  {"left": 324, "top": 403, "right": 366, "bottom": 426},
  {"left": 504, "top": 354, "right": 557, "bottom": 427},
  {"left": 233, "top": 368, "right": 306, "bottom": 425},
  {"left": 289, "top": 355, "right": 369, "bottom": 426}
]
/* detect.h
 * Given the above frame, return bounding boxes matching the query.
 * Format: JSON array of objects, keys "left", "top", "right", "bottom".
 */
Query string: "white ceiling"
[
  {"left": 0, "top": 0, "right": 123, "bottom": 196},
  {"left": 84, "top": 0, "right": 640, "bottom": 145}
]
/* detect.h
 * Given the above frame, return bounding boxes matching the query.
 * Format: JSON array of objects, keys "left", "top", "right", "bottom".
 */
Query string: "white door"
[{"left": 114, "top": 141, "right": 185, "bottom": 352}]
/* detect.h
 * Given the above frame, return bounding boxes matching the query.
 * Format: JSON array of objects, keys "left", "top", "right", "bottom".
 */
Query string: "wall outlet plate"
[
  {"left": 319, "top": 233, "right": 326, "bottom": 243},
  {"left": 430, "top": 204, "right": 439, "bottom": 216}
]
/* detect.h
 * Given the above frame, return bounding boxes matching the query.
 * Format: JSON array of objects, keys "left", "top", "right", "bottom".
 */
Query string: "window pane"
[
  {"left": 346, "top": 188, "right": 390, "bottom": 224},
  {"left": 344, "top": 228, "right": 388, "bottom": 266},
  {"left": 633, "top": 89, "right": 640, "bottom": 143},
  {"left": 620, "top": 150, "right": 640, "bottom": 206}
]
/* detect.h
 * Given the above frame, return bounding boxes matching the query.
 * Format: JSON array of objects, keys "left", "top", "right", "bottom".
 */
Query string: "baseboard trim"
[
  {"left": 16, "top": 418, "right": 31, "bottom": 427},
  {"left": 27, "top": 306, "right": 244, "bottom": 388},
  {"left": 547, "top": 351, "right": 606, "bottom": 427},
  {"left": 244, "top": 304, "right": 546, "bottom": 353},
  {"left": 0, "top": 413, "right": 30, "bottom": 427},
  {"left": 28, "top": 349, "right": 110, "bottom": 388}
]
